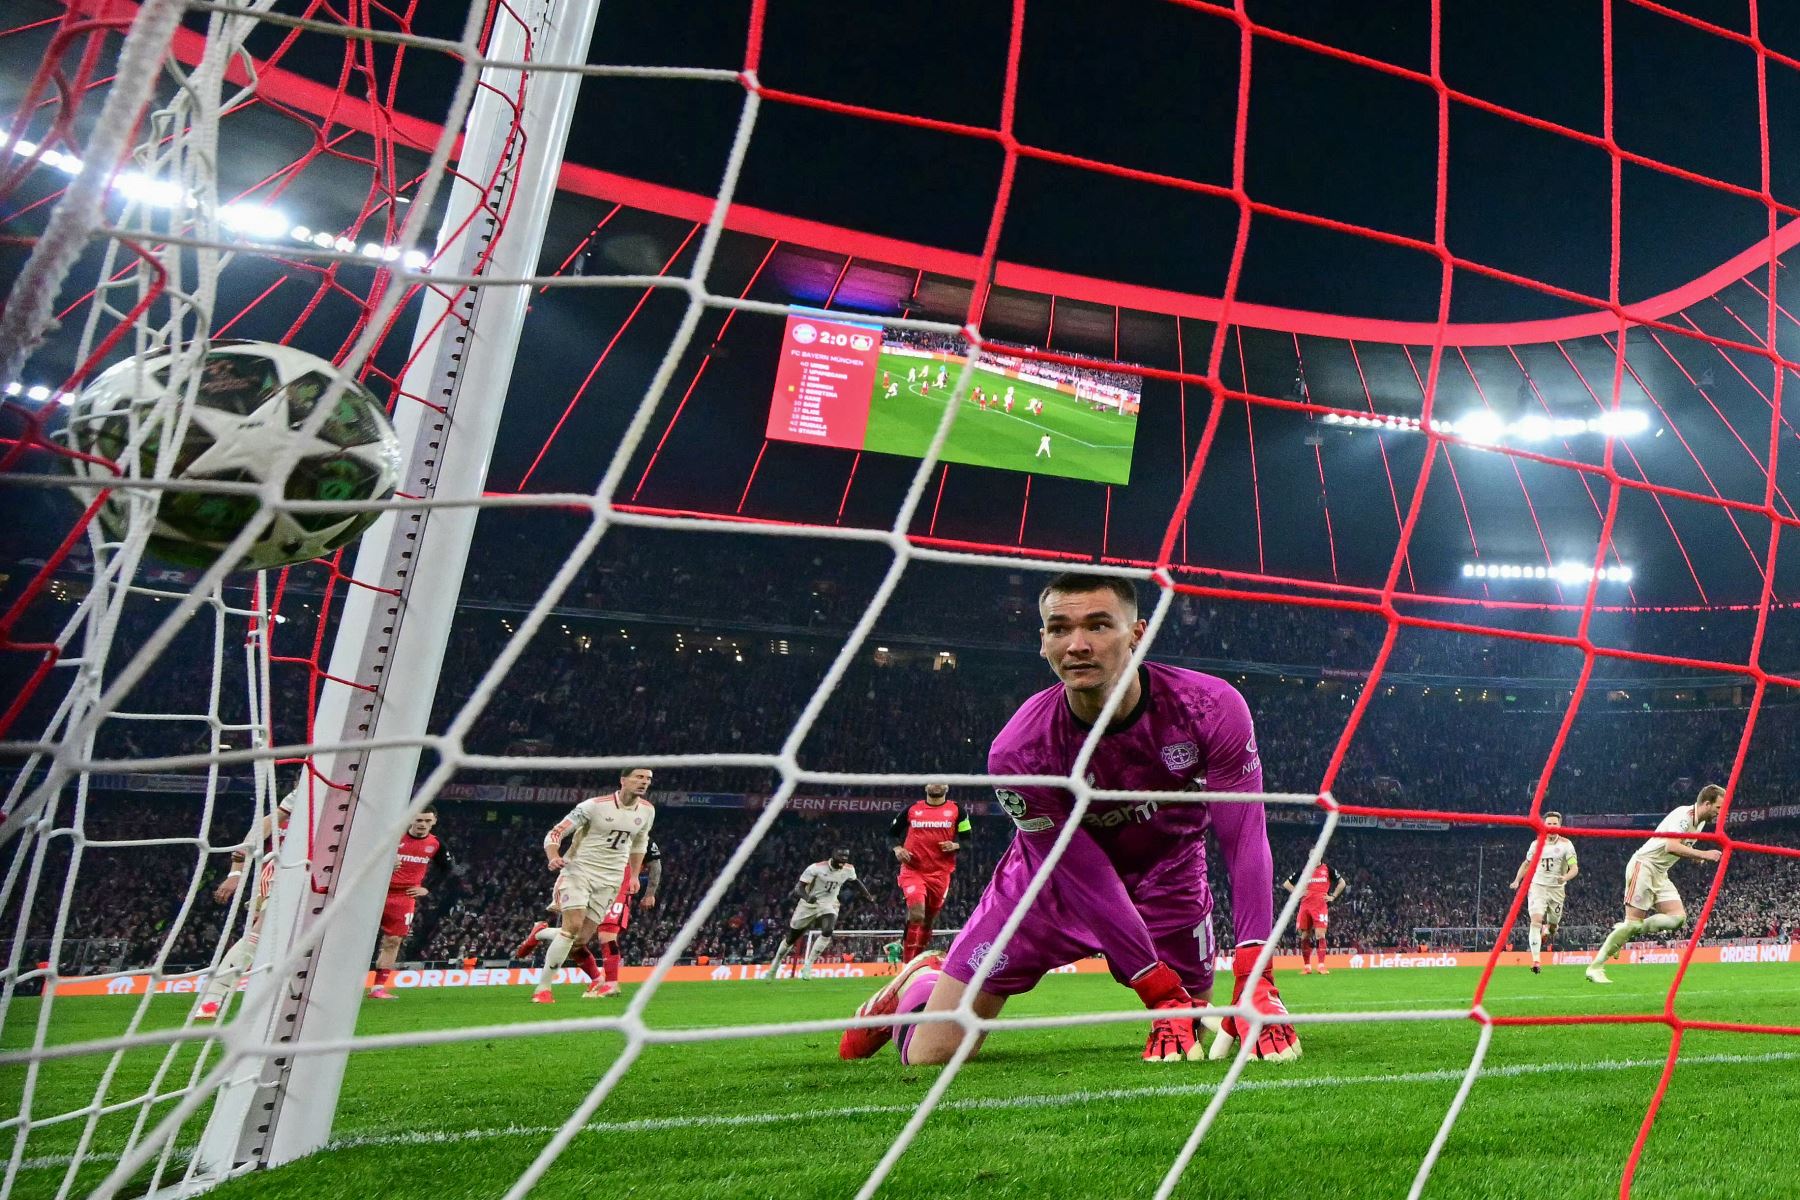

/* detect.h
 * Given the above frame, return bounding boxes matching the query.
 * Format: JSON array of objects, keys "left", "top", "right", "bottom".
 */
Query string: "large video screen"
[{"left": 765, "top": 311, "right": 1142, "bottom": 485}]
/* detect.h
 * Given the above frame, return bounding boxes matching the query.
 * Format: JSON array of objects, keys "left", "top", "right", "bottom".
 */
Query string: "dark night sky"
[{"left": 11, "top": 0, "right": 1800, "bottom": 607}]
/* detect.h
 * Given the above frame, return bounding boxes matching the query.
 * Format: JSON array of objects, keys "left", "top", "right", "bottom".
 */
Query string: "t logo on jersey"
[{"left": 1161, "top": 741, "right": 1199, "bottom": 771}]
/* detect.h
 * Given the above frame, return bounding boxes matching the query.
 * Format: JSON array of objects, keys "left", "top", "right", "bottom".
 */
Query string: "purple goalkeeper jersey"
[{"left": 959, "top": 662, "right": 1274, "bottom": 988}]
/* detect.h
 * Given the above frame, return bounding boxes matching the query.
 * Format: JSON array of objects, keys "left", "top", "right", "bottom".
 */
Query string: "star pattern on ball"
[
  {"left": 248, "top": 510, "right": 366, "bottom": 570},
  {"left": 184, "top": 385, "right": 391, "bottom": 482}
]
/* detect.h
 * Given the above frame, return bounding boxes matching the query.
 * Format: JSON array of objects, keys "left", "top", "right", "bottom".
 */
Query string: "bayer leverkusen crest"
[{"left": 1161, "top": 741, "right": 1199, "bottom": 771}]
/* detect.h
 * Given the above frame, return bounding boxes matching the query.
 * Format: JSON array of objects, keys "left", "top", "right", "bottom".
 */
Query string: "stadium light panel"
[
  {"left": 1456, "top": 411, "right": 1506, "bottom": 444},
  {"left": 1323, "top": 408, "right": 1651, "bottom": 443},
  {"left": 220, "top": 203, "right": 291, "bottom": 240},
  {"left": 1515, "top": 415, "right": 1552, "bottom": 441},
  {"left": 1592, "top": 410, "right": 1652, "bottom": 437},
  {"left": 3, "top": 138, "right": 434, "bottom": 268},
  {"left": 1462, "top": 559, "right": 1632, "bottom": 584}
]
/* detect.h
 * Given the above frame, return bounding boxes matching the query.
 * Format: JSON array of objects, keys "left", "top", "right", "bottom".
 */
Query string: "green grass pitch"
[
  {"left": 864, "top": 353, "right": 1139, "bottom": 485},
  {"left": 8, "top": 962, "right": 1799, "bottom": 1199}
]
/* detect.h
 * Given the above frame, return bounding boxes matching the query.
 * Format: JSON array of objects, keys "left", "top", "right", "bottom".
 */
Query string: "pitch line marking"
[{"left": 18, "top": 1049, "right": 1800, "bottom": 1170}]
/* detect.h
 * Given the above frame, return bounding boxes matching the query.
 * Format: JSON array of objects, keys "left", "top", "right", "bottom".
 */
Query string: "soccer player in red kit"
[
  {"left": 892, "top": 783, "right": 971, "bottom": 961},
  {"left": 1281, "top": 860, "right": 1346, "bottom": 975},
  {"left": 369, "top": 808, "right": 448, "bottom": 999}
]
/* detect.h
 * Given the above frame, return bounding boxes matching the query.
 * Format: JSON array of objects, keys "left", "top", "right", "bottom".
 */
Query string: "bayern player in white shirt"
[
  {"left": 1586, "top": 784, "right": 1724, "bottom": 984},
  {"left": 533, "top": 767, "right": 656, "bottom": 1003},
  {"left": 195, "top": 785, "right": 297, "bottom": 1021},
  {"left": 1508, "top": 811, "right": 1578, "bottom": 973},
  {"left": 766, "top": 848, "right": 876, "bottom": 979}
]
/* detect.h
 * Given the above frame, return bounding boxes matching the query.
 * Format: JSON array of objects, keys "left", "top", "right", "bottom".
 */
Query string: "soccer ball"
[{"left": 63, "top": 340, "right": 403, "bottom": 571}]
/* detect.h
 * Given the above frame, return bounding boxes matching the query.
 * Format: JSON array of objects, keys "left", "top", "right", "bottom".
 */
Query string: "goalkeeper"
[{"left": 839, "top": 573, "right": 1297, "bottom": 1065}]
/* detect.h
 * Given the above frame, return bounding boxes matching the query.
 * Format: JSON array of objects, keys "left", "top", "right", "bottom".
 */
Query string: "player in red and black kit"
[
  {"left": 892, "top": 783, "right": 972, "bottom": 962},
  {"left": 1281, "top": 860, "right": 1347, "bottom": 975},
  {"left": 591, "top": 840, "right": 662, "bottom": 997},
  {"left": 369, "top": 807, "right": 450, "bottom": 999}
]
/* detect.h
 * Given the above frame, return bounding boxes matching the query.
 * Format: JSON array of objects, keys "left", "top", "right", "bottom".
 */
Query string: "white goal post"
[{"left": 189, "top": 0, "right": 605, "bottom": 1181}]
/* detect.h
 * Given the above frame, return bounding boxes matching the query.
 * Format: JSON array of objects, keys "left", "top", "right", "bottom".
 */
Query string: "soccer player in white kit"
[
  {"left": 765, "top": 848, "right": 876, "bottom": 979},
  {"left": 1508, "top": 811, "right": 1578, "bottom": 973},
  {"left": 1586, "top": 784, "right": 1724, "bottom": 984},
  {"left": 1035, "top": 434, "right": 1052, "bottom": 458},
  {"left": 533, "top": 767, "right": 656, "bottom": 1003},
  {"left": 195, "top": 786, "right": 297, "bottom": 1020}
]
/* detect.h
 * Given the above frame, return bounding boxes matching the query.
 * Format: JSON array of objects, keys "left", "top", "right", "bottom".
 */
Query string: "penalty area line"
[{"left": 17, "top": 1049, "right": 1799, "bottom": 1170}]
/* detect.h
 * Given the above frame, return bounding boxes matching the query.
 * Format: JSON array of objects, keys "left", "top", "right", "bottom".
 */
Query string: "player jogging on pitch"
[
  {"left": 766, "top": 849, "right": 877, "bottom": 979},
  {"left": 516, "top": 839, "right": 661, "bottom": 997},
  {"left": 892, "top": 783, "right": 971, "bottom": 961},
  {"left": 1586, "top": 784, "right": 1724, "bottom": 985},
  {"left": 1508, "top": 811, "right": 1577, "bottom": 974},
  {"left": 592, "top": 839, "right": 661, "bottom": 996},
  {"left": 532, "top": 768, "right": 655, "bottom": 1003},
  {"left": 839, "top": 572, "right": 1297, "bottom": 1065}
]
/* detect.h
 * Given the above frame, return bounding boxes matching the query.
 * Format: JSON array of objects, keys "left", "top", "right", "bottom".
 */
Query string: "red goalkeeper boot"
[{"left": 838, "top": 951, "right": 942, "bottom": 1060}]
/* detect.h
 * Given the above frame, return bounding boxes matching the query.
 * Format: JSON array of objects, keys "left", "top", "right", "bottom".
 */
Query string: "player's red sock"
[
  {"left": 603, "top": 946, "right": 621, "bottom": 984},
  {"left": 570, "top": 947, "right": 600, "bottom": 984},
  {"left": 373, "top": 967, "right": 393, "bottom": 987},
  {"left": 902, "top": 920, "right": 926, "bottom": 961}
]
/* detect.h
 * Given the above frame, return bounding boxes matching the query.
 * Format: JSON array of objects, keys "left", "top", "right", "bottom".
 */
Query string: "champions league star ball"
[{"left": 63, "top": 341, "right": 403, "bottom": 571}]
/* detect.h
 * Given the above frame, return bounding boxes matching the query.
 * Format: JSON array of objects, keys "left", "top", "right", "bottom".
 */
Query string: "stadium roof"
[{"left": 9, "top": 0, "right": 1800, "bottom": 610}]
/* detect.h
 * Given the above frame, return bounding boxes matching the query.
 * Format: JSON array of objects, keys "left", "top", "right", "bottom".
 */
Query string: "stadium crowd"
[
  {"left": 8, "top": 533, "right": 1800, "bottom": 977},
  {"left": 11, "top": 792, "right": 1796, "bottom": 976}
]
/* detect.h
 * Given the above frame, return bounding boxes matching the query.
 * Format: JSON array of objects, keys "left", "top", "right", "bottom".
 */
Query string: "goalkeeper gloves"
[
  {"left": 1130, "top": 961, "right": 1201, "bottom": 1063},
  {"left": 1204, "top": 943, "right": 1301, "bottom": 1063}
]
